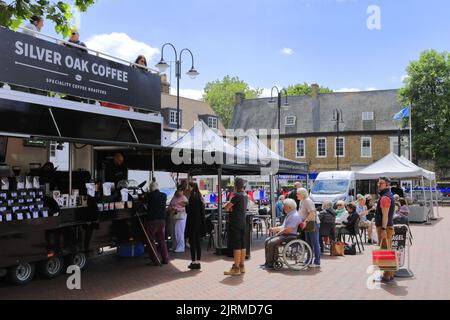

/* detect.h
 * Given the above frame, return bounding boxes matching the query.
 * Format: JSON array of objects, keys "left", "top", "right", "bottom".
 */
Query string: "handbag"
[
  {"left": 344, "top": 243, "right": 357, "bottom": 256},
  {"left": 304, "top": 221, "right": 317, "bottom": 233},
  {"left": 372, "top": 239, "right": 399, "bottom": 271},
  {"left": 332, "top": 242, "right": 345, "bottom": 256}
]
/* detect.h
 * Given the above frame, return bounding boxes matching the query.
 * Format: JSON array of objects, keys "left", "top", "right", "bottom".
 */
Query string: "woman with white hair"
[
  {"left": 356, "top": 194, "right": 374, "bottom": 244},
  {"left": 297, "top": 188, "right": 321, "bottom": 268}
]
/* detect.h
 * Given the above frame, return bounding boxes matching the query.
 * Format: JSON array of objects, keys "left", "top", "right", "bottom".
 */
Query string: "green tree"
[
  {"left": 0, "top": 0, "right": 96, "bottom": 37},
  {"left": 399, "top": 49, "right": 450, "bottom": 175},
  {"left": 203, "top": 75, "right": 262, "bottom": 128},
  {"left": 285, "top": 83, "right": 333, "bottom": 96}
]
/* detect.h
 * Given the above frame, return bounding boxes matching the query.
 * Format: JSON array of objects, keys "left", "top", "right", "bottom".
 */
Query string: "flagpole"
[{"left": 409, "top": 104, "right": 413, "bottom": 162}]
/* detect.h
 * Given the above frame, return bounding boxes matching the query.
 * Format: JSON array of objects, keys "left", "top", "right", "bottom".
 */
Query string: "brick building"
[
  {"left": 159, "top": 75, "right": 225, "bottom": 146},
  {"left": 231, "top": 85, "right": 410, "bottom": 173}
]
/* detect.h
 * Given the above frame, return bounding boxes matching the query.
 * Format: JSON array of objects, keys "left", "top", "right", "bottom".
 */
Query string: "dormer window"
[
  {"left": 208, "top": 117, "right": 218, "bottom": 129},
  {"left": 362, "top": 112, "right": 374, "bottom": 121},
  {"left": 285, "top": 116, "right": 296, "bottom": 126}
]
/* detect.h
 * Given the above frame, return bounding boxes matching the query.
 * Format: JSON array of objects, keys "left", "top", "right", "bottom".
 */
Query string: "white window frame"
[
  {"left": 334, "top": 137, "right": 346, "bottom": 158},
  {"left": 285, "top": 116, "right": 296, "bottom": 126},
  {"left": 207, "top": 117, "right": 218, "bottom": 129},
  {"left": 169, "top": 110, "right": 178, "bottom": 125},
  {"left": 361, "top": 136, "right": 372, "bottom": 158},
  {"left": 362, "top": 112, "right": 374, "bottom": 121},
  {"left": 316, "top": 138, "right": 327, "bottom": 158},
  {"left": 296, "top": 139, "right": 306, "bottom": 159}
]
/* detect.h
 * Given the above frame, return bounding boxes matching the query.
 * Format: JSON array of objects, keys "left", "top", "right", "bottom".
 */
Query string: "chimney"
[
  {"left": 160, "top": 74, "right": 170, "bottom": 94},
  {"left": 235, "top": 92, "right": 246, "bottom": 105},
  {"left": 311, "top": 83, "right": 320, "bottom": 99}
]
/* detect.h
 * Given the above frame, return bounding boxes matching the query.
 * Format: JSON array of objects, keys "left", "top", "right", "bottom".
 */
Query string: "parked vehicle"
[{"left": 309, "top": 171, "right": 356, "bottom": 208}]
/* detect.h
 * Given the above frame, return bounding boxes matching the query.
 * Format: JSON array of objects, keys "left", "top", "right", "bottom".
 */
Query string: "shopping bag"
[
  {"left": 372, "top": 239, "right": 399, "bottom": 271},
  {"left": 332, "top": 242, "right": 345, "bottom": 256}
]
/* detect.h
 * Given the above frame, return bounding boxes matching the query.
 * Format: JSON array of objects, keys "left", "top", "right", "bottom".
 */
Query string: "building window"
[
  {"left": 285, "top": 116, "right": 296, "bottom": 126},
  {"left": 296, "top": 139, "right": 305, "bottom": 158},
  {"left": 335, "top": 137, "right": 345, "bottom": 158},
  {"left": 169, "top": 110, "right": 179, "bottom": 125},
  {"left": 317, "top": 138, "right": 327, "bottom": 158},
  {"left": 361, "top": 137, "right": 372, "bottom": 158},
  {"left": 207, "top": 117, "right": 218, "bottom": 129},
  {"left": 390, "top": 137, "right": 410, "bottom": 159},
  {"left": 362, "top": 112, "right": 374, "bottom": 121}
]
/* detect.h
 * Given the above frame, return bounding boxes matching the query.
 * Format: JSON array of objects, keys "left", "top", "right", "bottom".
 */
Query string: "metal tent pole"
[
  {"left": 217, "top": 167, "right": 223, "bottom": 250},
  {"left": 69, "top": 143, "right": 73, "bottom": 196},
  {"left": 435, "top": 181, "right": 441, "bottom": 218},
  {"left": 270, "top": 174, "right": 276, "bottom": 228}
]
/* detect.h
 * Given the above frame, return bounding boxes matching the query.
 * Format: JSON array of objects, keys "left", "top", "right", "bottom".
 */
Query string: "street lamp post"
[
  {"left": 155, "top": 43, "right": 199, "bottom": 139},
  {"left": 269, "top": 87, "right": 289, "bottom": 193},
  {"left": 332, "top": 109, "right": 344, "bottom": 171}
]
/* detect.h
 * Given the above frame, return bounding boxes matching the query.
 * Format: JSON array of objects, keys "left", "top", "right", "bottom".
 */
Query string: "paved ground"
[{"left": 0, "top": 208, "right": 448, "bottom": 300}]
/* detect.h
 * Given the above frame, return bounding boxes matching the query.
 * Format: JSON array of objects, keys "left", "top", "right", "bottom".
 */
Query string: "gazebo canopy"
[
  {"left": 236, "top": 133, "right": 308, "bottom": 174},
  {"left": 355, "top": 153, "right": 436, "bottom": 180}
]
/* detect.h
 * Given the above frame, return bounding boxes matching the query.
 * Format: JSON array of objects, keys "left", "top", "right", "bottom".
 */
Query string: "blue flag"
[{"left": 393, "top": 106, "right": 410, "bottom": 121}]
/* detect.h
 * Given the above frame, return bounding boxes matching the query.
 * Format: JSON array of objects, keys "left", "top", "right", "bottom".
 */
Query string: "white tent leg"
[
  {"left": 429, "top": 180, "right": 436, "bottom": 220},
  {"left": 435, "top": 181, "right": 440, "bottom": 218}
]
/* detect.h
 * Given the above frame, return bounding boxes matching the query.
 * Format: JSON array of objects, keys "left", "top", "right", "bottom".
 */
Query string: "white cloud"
[
  {"left": 280, "top": 48, "right": 294, "bottom": 56},
  {"left": 334, "top": 88, "right": 362, "bottom": 92},
  {"left": 170, "top": 88, "right": 204, "bottom": 101},
  {"left": 334, "top": 87, "right": 377, "bottom": 92},
  {"left": 401, "top": 75, "right": 410, "bottom": 82},
  {"left": 85, "top": 32, "right": 159, "bottom": 64}
]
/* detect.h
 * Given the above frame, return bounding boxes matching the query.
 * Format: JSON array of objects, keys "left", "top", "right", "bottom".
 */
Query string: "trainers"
[
  {"left": 188, "top": 263, "right": 196, "bottom": 270},
  {"left": 239, "top": 265, "right": 246, "bottom": 274},
  {"left": 262, "top": 264, "right": 275, "bottom": 270},
  {"left": 224, "top": 265, "right": 241, "bottom": 276},
  {"left": 310, "top": 264, "right": 321, "bottom": 269}
]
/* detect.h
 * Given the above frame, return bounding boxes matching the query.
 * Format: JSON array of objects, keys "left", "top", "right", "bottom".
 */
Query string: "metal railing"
[
  {"left": 2, "top": 26, "right": 162, "bottom": 116},
  {"left": 13, "top": 26, "right": 160, "bottom": 73}
]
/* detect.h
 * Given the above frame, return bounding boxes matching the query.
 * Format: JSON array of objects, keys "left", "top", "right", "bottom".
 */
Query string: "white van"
[{"left": 309, "top": 171, "right": 356, "bottom": 207}]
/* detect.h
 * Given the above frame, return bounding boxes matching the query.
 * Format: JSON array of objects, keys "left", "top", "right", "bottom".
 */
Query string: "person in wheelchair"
[{"left": 260, "top": 199, "right": 303, "bottom": 270}]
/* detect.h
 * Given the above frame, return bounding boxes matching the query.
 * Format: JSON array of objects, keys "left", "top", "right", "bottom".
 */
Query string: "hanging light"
[
  {"left": 186, "top": 67, "right": 199, "bottom": 79},
  {"left": 155, "top": 59, "right": 170, "bottom": 73}
]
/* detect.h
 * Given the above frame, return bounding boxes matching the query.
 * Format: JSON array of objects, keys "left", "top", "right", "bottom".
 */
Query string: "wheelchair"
[{"left": 273, "top": 234, "right": 314, "bottom": 271}]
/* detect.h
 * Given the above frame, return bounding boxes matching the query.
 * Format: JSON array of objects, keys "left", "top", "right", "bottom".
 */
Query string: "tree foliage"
[
  {"left": 0, "top": 0, "right": 96, "bottom": 37},
  {"left": 399, "top": 49, "right": 450, "bottom": 174},
  {"left": 203, "top": 75, "right": 262, "bottom": 128},
  {"left": 285, "top": 83, "right": 333, "bottom": 96}
]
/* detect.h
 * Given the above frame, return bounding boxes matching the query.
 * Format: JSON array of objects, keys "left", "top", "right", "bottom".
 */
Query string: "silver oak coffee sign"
[{"left": 0, "top": 28, "right": 161, "bottom": 112}]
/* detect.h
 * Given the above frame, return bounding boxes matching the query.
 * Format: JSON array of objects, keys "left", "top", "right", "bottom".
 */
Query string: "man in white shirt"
[{"left": 23, "top": 15, "right": 44, "bottom": 37}]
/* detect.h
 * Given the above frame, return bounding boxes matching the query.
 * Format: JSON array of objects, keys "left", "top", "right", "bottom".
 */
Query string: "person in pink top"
[{"left": 169, "top": 186, "right": 189, "bottom": 253}]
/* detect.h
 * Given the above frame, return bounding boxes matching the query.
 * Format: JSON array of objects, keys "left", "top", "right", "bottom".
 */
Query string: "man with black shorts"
[{"left": 224, "top": 178, "right": 248, "bottom": 276}]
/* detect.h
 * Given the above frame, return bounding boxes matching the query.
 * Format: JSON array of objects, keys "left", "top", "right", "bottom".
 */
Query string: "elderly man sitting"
[{"left": 260, "top": 199, "right": 303, "bottom": 270}]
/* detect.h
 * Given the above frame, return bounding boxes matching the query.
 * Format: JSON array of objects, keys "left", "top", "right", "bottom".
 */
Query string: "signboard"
[
  {"left": 392, "top": 225, "right": 408, "bottom": 268},
  {"left": 0, "top": 28, "right": 161, "bottom": 112}
]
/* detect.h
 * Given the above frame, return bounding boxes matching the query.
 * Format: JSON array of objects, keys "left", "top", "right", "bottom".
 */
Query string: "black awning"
[{"left": 0, "top": 96, "right": 162, "bottom": 147}]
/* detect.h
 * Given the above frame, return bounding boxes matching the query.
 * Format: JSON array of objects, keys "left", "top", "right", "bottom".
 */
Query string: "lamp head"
[
  {"left": 155, "top": 59, "right": 169, "bottom": 73},
  {"left": 187, "top": 67, "right": 199, "bottom": 79}
]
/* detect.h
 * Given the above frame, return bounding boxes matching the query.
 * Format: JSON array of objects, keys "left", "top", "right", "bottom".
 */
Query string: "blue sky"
[{"left": 42, "top": 0, "right": 450, "bottom": 99}]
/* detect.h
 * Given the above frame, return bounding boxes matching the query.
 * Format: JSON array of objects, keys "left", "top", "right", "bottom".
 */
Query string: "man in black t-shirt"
[{"left": 224, "top": 178, "right": 248, "bottom": 276}]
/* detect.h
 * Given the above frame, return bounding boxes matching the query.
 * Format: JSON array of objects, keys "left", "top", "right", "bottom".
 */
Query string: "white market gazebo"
[{"left": 356, "top": 153, "right": 439, "bottom": 222}]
